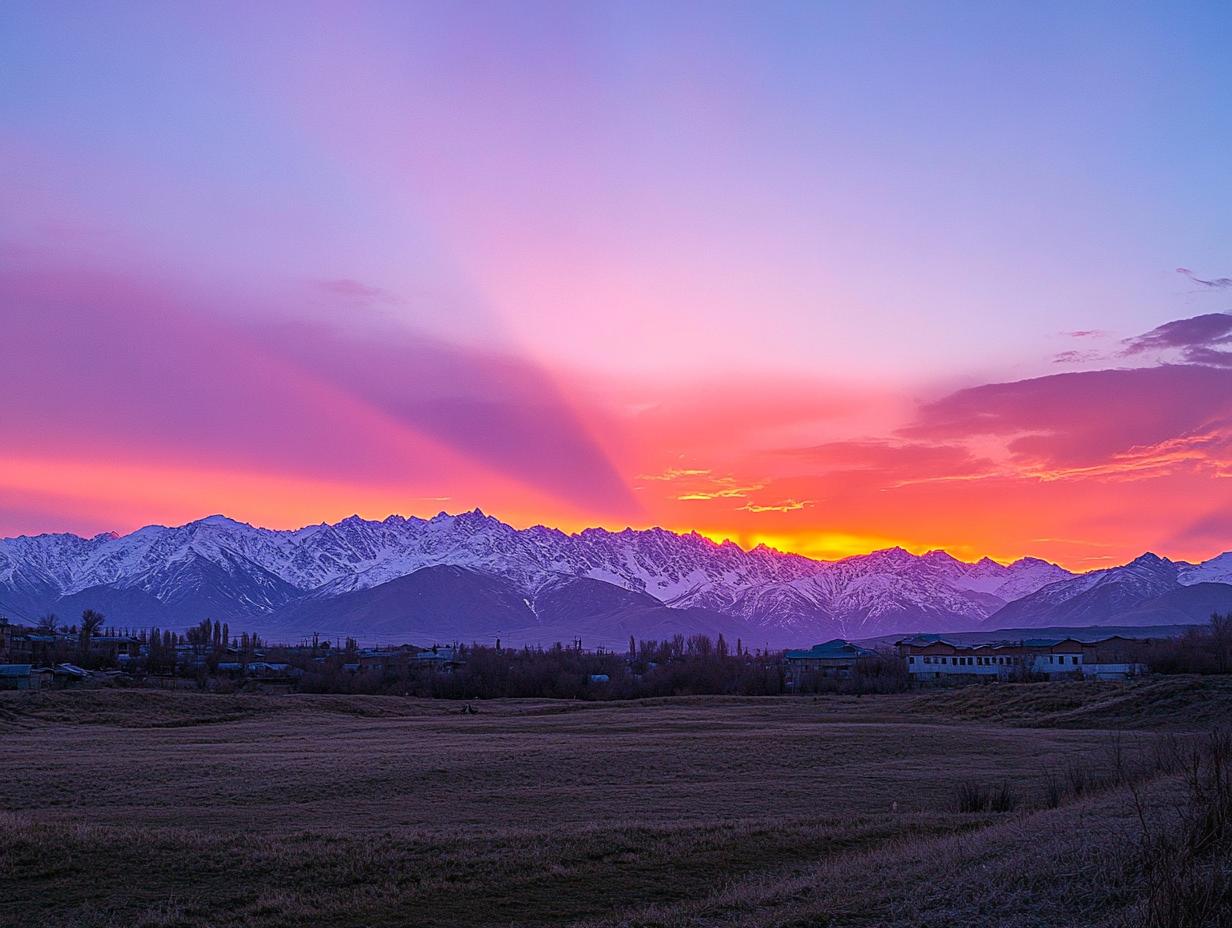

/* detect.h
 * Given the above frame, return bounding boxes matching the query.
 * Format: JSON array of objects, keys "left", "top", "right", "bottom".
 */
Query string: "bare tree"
[
  {"left": 186, "top": 618, "right": 213, "bottom": 651},
  {"left": 79, "top": 608, "right": 105, "bottom": 657},
  {"left": 36, "top": 612, "right": 59, "bottom": 633},
  {"left": 1211, "top": 612, "right": 1232, "bottom": 675}
]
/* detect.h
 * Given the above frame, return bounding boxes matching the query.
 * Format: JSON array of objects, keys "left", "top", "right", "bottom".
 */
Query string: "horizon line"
[{"left": 3, "top": 507, "right": 1223, "bottom": 576}]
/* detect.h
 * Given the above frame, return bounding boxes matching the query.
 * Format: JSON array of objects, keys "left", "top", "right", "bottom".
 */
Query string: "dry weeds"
[{"left": 1, "top": 684, "right": 1228, "bottom": 927}]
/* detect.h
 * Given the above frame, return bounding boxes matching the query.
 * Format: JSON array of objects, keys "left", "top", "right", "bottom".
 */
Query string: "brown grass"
[
  {"left": 1, "top": 683, "right": 1229, "bottom": 927},
  {"left": 902, "top": 675, "right": 1232, "bottom": 730}
]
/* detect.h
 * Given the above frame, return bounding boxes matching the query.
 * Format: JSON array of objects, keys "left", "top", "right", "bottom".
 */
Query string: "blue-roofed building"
[
  {"left": 785, "top": 639, "right": 875, "bottom": 687},
  {"left": 0, "top": 664, "right": 34, "bottom": 690}
]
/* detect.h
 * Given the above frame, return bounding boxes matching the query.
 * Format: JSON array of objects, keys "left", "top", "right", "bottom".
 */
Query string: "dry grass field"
[{"left": 2, "top": 679, "right": 1230, "bottom": 928}]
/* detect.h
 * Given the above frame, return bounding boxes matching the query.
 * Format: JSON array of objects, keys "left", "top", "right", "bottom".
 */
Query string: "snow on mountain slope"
[
  {"left": 13, "top": 510, "right": 1201, "bottom": 641},
  {"left": 721, "top": 547, "right": 1032, "bottom": 638},
  {"left": 1179, "top": 552, "right": 1232, "bottom": 586},
  {"left": 984, "top": 553, "right": 1189, "bottom": 628},
  {"left": 939, "top": 554, "right": 1073, "bottom": 601}
]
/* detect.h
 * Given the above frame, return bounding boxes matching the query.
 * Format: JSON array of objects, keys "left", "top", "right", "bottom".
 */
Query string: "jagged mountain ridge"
[
  {"left": 1, "top": 510, "right": 1220, "bottom": 642},
  {"left": 985, "top": 553, "right": 1232, "bottom": 629}
]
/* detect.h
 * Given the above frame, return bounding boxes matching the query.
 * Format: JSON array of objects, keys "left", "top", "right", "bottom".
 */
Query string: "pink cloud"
[
  {"left": 260, "top": 317, "right": 638, "bottom": 516},
  {"left": 774, "top": 439, "right": 996, "bottom": 482},
  {"left": 903, "top": 365, "right": 1232, "bottom": 470},
  {"left": 0, "top": 260, "right": 637, "bottom": 519}
]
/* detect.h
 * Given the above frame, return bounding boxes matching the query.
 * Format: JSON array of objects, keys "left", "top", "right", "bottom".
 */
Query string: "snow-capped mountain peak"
[
  {"left": 1180, "top": 551, "right": 1232, "bottom": 586},
  {"left": 3, "top": 510, "right": 1222, "bottom": 642}
]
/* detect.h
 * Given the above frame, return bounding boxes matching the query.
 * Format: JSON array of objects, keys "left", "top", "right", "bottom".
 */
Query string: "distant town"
[{"left": 3, "top": 609, "right": 1228, "bottom": 699}]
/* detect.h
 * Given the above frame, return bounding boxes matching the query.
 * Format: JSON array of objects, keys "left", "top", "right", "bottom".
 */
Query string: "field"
[{"left": 2, "top": 678, "right": 1231, "bottom": 928}]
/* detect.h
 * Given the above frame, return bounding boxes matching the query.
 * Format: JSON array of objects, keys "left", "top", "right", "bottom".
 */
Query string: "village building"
[
  {"left": 0, "top": 626, "right": 59, "bottom": 665},
  {"left": 54, "top": 663, "right": 89, "bottom": 684},
  {"left": 0, "top": 663, "right": 35, "bottom": 690},
  {"left": 356, "top": 648, "right": 409, "bottom": 674},
  {"left": 895, "top": 635, "right": 1149, "bottom": 682},
  {"left": 784, "top": 639, "right": 875, "bottom": 687},
  {"left": 412, "top": 645, "right": 459, "bottom": 671},
  {"left": 31, "top": 667, "right": 56, "bottom": 688},
  {"left": 354, "top": 644, "right": 461, "bottom": 675},
  {"left": 89, "top": 632, "right": 143, "bottom": 662},
  {"left": 244, "top": 661, "right": 296, "bottom": 678}
]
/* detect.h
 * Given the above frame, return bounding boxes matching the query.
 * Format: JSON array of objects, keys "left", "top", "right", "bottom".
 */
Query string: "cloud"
[
  {"left": 638, "top": 468, "right": 713, "bottom": 481},
  {"left": 315, "top": 278, "right": 398, "bottom": 304},
  {"left": 1053, "top": 349, "right": 1102, "bottom": 365},
  {"left": 264, "top": 317, "right": 639, "bottom": 516},
  {"left": 677, "top": 482, "right": 765, "bottom": 502},
  {"left": 1180, "top": 346, "right": 1232, "bottom": 368},
  {"left": 776, "top": 439, "right": 995, "bottom": 482},
  {"left": 738, "top": 498, "right": 813, "bottom": 513},
  {"left": 1054, "top": 310, "right": 1232, "bottom": 370},
  {"left": 1177, "top": 268, "right": 1232, "bottom": 290},
  {"left": 1123, "top": 312, "right": 1232, "bottom": 355},
  {"left": 0, "top": 261, "right": 639, "bottom": 519},
  {"left": 1120, "top": 312, "right": 1232, "bottom": 368},
  {"left": 642, "top": 470, "right": 765, "bottom": 502},
  {"left": 903, "top": 365, "right": 1232, "bottom": 473}
]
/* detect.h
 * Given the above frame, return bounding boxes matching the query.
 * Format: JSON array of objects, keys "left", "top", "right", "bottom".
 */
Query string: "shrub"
[
  {"left": 1126, "top": 727, "right": 1232, "bottom": 927},
  {"left": 1066, "top": 759, "right": 1092, "bottom": 797},
  {"left": 990, "top": 782, "right": 1018, "bottom": 813},
  {"left": 956, "top": 781, "right": 989, "bottom": 813},
  {"left": 1043, "top": 770, "right": 1062, "bottom": 809},
  {"left": 956, "top": 781, "right": 1018, "bottom": 813}
]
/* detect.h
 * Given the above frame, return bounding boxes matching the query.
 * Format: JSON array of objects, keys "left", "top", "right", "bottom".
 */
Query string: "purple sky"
[{"left": 2, "top": 1, "right": 1231, "bottom": 567}]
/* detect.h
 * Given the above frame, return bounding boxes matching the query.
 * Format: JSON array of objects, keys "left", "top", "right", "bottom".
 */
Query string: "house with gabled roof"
[{"left": 785, "top": 639, "right": 875, "bottom": 686}]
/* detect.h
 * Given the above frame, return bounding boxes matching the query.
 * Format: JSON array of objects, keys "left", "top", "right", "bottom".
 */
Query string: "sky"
[{"left": 2, "top": 1, "right": 1231, "bottom": 570}]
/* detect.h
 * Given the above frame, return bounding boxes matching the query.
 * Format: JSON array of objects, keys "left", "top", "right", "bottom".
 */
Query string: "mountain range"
[{"left": 1, "top": 511, "right": 1229, "bottom": 647}]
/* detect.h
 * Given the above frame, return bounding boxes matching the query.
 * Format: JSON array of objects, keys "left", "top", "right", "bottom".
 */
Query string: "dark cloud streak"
[
  {"left": 1177, "top": 268, "right": 1232, "bottom": 289},
  {"left": 1122, "top": 312, "right": 1232, "bottom": 368}
]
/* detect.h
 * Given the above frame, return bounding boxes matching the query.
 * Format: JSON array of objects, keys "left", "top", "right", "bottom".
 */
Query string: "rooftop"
[{"left": 785, "top": 639, "right": 875, "bottom": 660}]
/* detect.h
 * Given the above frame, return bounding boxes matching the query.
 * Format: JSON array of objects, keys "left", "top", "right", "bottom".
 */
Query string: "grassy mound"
[{"left": 905, "top": 675, "right": 1232, "bottom": 729}]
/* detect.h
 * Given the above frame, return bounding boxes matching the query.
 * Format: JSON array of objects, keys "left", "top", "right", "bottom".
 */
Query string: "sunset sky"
[{"left": 2, "top": 1, "right": 1231, "bottom": 570}]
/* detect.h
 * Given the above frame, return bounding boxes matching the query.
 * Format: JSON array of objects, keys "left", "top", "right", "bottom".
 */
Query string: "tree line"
[
  {"left": 296, "top": 634, "right": 793, "bottom": 699},
  {"left": 1143, "top": 614, "right": 1232, "bottom": 675},
  {"left": 1, "top": 610, "right": 265, "bottom": 673}
]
